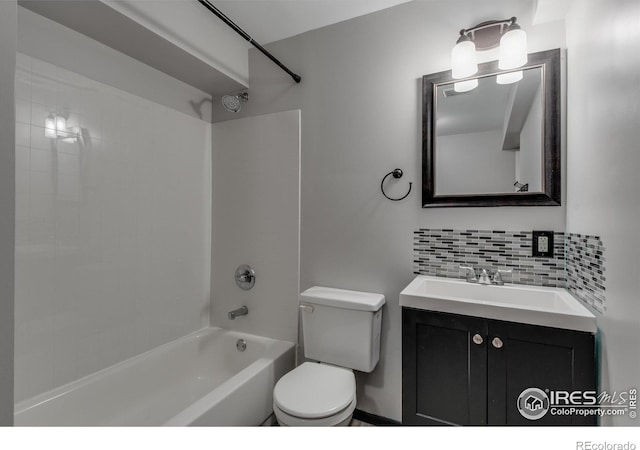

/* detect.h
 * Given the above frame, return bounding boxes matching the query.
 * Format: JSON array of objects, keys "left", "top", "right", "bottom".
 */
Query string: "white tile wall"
[{"left": 14, "top": 53, "right": 212, "bottom": 403}]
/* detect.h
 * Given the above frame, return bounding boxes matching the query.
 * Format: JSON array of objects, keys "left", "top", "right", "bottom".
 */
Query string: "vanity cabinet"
[{"left": 402, "top": 308, "right": 596, "bottom": 426}]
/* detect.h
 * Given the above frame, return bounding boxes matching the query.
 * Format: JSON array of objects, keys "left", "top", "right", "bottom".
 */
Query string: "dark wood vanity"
[{"left": 402, "top": 307, "right": 596, "bottom": 426}]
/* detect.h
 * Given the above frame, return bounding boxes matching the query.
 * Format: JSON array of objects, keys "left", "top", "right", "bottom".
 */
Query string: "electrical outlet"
[
  {"left": 538, "top": 236, "right": 549, "bottom": 253},
  {"left": 532, "top": 231, "right": 554, "bottom": 258}
]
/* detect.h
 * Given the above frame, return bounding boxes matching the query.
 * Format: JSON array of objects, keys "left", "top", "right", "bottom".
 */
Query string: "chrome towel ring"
[{"left": 381, "top": 168, "right": 412, "bottom": 201}]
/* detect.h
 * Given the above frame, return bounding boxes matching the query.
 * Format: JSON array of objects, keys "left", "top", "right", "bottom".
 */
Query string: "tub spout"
[{"left": 228, "top": 306, "right": 248, "bottom": 320}]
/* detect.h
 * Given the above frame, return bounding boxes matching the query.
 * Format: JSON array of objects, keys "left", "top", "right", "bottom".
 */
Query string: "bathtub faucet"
[{"left": 228, "top": 306, "right": 248, "bottom": 320}]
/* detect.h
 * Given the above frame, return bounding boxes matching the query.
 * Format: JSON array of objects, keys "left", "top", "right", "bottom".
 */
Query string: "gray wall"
[
  {"left": 565, "top": 0, "right": 640, "bottom": 426},
  {"left": 0, "top": 0, "right": 16, "bottom": 426},
  {"left": 212, "top": 0, "right": 566, "bottom": 420}
]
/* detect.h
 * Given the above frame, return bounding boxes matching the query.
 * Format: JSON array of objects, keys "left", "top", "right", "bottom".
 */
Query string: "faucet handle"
[
  {"left": 492, "top": 269, "right": 512, "bottom": 285},
  {"left": 459, "top": 266, "right": 477, "bottom": 281},
  {"left": 478, "top": 268, "right": 492, "bottom": 284}
]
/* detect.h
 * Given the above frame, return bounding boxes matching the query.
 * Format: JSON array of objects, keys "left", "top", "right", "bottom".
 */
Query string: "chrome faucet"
[
  {"left": 478, "top": 269, "right": 492, "bottom": 285},
  {"left": 460, "top": 266, "right": 512, "bottom": 286},
  {"left": 460, "top": 266, "right": 477, "bottom": 282},
  {"left": 228, "top": 306, "right": 248, "bottom": 320},
  {"left": 491, "top": 269, "right": 512, "bottom": 286}
]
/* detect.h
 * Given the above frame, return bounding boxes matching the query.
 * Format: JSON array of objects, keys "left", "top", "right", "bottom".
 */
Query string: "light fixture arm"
[{"left": 457, "top": 17, "right": 518, "bottom": 51}]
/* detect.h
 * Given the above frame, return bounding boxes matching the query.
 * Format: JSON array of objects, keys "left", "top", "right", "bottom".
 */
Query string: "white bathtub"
[{"left": 14, "top": 327, "right": 295, "bottom": 426}]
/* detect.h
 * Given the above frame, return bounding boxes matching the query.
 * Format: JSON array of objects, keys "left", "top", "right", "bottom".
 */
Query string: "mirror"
[{"left": 422, "top": 49, "right": 561, "bottom": 207}]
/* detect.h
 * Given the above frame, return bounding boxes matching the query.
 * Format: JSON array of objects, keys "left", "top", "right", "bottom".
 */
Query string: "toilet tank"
[{"left": 300, "top": 286, "right": 385, "bottom": 373}]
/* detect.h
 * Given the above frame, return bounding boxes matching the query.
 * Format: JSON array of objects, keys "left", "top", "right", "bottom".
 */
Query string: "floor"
[
  {"left": 349, "top": 419, "right": 374, "bottom": 426},
  {"left": 263, "top": 414, "right": 374, "bottom": 426}
]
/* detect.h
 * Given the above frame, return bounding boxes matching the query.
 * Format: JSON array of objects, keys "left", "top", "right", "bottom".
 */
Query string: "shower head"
[{"left": 221, "top": 92, "right": 249, "bottom": 113}]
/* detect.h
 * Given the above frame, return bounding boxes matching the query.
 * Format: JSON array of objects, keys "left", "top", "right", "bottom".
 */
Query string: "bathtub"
[{"left": 14, "top": 327, "right": 295, "bottom": 426}]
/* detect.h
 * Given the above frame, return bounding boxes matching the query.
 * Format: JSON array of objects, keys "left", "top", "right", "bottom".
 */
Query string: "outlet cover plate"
[{"left": 532, "top": 230, "right": 554, "bottom": 258}]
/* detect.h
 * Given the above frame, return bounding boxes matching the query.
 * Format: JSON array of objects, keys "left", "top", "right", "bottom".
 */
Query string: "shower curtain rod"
[{"left": 196, "top": 0, "right": 302, "bottom": 84}]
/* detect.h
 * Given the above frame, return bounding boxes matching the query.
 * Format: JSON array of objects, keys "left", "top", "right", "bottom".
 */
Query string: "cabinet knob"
[
  {"left": 492, "top": 337, "right": 504, "bottom": 349},
  {"left": 472, "top": 334, "right": 484, "bottom": 345}
]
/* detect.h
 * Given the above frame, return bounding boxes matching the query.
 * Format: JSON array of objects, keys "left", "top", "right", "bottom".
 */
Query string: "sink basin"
[{"left": 400, "top": 275, "right": 596, "bottom": 333}]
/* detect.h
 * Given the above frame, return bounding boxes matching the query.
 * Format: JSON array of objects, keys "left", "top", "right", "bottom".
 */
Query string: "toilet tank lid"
[{"left": 300, "top": 286, "right": 385, "bottom": 311}]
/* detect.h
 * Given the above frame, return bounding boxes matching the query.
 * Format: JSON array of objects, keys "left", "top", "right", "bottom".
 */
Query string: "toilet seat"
[
  {"left": 273, "top": 362, "right": 356, "bottom": 424},
  {"left": 273, "top": 397, "right": 356, "bottom": 426}
]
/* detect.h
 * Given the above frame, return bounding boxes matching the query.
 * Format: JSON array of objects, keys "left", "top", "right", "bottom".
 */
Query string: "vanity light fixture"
[
  {"left": 451, "top": 33, "right": 477, "bottom": 79},
  {"left": 498, "top": 19, "right": 528, "bottom": 70},
  {"left": 451, "top": 17, "right": 527, "bottom": 91}
]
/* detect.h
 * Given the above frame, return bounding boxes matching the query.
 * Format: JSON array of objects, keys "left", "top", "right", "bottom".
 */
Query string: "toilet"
[{"left": 273, "top": 286, "right": 385, "bottom": 426}]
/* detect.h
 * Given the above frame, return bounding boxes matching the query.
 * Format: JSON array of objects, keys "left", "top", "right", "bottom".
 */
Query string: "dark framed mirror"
[{"left": 422, "top": 48, "right": 561, "bottom": 207}]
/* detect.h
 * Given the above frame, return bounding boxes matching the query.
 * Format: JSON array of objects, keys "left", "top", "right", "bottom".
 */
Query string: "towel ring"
[{"left": 381, "top": 168, "right": 412, "bottom": 201}]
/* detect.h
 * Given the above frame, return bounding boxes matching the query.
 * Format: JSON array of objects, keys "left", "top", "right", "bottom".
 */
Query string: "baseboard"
[
  {"left": 261, "top": 413, "right": 278, "bottom": 426},
  {"left": 353, "top": 409, "right": 402, "bottom": 426}
]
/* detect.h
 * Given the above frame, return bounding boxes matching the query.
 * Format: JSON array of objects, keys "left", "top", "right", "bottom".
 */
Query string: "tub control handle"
[
  {"left": 235, "top": 265, "right": 256, "bottom": 290},
  {"left": 300, "top": 304, "right": 314, "bottom": 313}
]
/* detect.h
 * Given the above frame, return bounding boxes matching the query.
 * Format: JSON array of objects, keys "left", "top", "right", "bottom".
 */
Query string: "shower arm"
[{"left": 196, "top": 0, "right": 302, "bottom": 84}]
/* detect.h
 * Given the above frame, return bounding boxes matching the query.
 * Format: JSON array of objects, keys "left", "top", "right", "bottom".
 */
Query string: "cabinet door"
[
  {"left": 487, "top": 319, "right": 596, "bottom": 426},
  {"left": 402, "top": 308, "right": 488, "bottom": 425}
]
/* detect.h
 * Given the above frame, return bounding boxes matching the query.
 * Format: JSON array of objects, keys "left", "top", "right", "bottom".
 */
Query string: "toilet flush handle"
[{"left": 300, "top": 304, "right": 314, "bottom": 313}]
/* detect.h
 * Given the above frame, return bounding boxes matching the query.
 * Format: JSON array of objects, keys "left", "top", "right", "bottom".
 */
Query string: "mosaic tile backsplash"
[
  {"left": 413, "top": 229, "right": 566, "bottom": 287},
  {"left": 413, "top": 229, "right": 606, "bottom": 312},
  {"left": 566, "top": 234, "right": 606, "bottom": 313}
]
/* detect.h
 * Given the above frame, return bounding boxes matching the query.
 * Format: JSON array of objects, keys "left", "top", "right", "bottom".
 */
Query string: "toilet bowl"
[
  {"left": 273, "top": 362, "right": 356, "bottom": 426},
  {"left": 273, "top": 286, "right": 384, "bottom": 426}
]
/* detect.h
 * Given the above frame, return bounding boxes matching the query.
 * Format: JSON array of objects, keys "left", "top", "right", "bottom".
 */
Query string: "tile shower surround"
[
  {"left": 413, "top": 229, "right": 606, "bottom": 312},
  {"left": 14, "top": 53, "right": 211, "bottom": 402}
]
